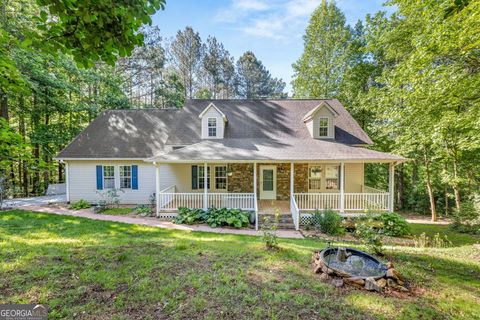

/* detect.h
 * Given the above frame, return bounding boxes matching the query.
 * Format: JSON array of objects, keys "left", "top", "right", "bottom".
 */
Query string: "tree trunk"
[
  {"left": 0, "top": 93, "right": 8, "bottom": 121},
  {"left": 444, "top": 186, "right": 449, "bottom": 216},
  {"left": 452, "top": 160, "right": 461, "bottom": 211},
  {"left": 423, "top": 146, "right": 437, "bottom": 221}
]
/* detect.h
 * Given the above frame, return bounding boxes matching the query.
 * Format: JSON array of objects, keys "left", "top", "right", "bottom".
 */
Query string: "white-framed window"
[
  {"left": 103, "top": 165, "right": 115, "bottom": 189},
  {"left": 198, "top": 166, "right": 211, "bottom": 189},
  {"left": 208, "top": 118, "right": 217, "bottom": 137},
  {"left": 215, "top": 165, "right": 227, "bottom": 190},
  {"left": 325, "top": 165, "right": 339, "bottom": 190},
  {"left": 308, "top": 166, "right": 322, "bottom": 190},
  {"left": 319, "top": 117, "right": 329, "bottom": 137},
  {"left": 119, "top": 165, "right": 132, "bottom": 189}
]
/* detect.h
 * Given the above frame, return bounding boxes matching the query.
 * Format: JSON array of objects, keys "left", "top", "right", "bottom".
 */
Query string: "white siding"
[
  {"left": 67, "top": 160, "right": 156, "bottom": 204},
  {"left": 201, "top": 107, "right": 225, "bottom": 139},
  {"left": 305, "top": 106, "right": 335, "bottom": 139}
]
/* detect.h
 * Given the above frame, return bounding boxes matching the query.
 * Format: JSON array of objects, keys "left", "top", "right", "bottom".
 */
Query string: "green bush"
[
  {"left": 313, "top": 209, "right": 345, "bottom": 235},
  {"left": 379, "top": 212, "right": 411, "bottom": 236},
  {"left": 450, "top": 197, "right": 480, "bottom": 235},
  {"left": 355, "top": 222, "right": 384, "bottom": 255},
  {"left": 69, "top": 199, "right": 91, "bottom": 210},
  {"left": 135, "top": 205, "right": 152, "bottom": 216},
  {"left": 173, "top": 207, "right": 208, "bottom": 225},
  {"left": 173, "top": 207, "right": 250, "bottom": 228},
  {"left": 206, "top": 207, "right": 249, "bottom": 228},
  {"left": 261, "top": 211, "right": 279, "bottom": 250},
  {"left": 413, "top": 232, "right": 453, "bottom": 248}
]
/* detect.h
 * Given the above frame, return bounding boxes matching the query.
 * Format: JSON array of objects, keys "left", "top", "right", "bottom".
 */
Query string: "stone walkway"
[{"left": 17, "top": 204, "right": 305, "bottom": 239}]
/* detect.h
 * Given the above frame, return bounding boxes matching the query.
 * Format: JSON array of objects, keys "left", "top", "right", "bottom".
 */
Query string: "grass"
[
  {"left": 1, "top": 210, "right": 479, "bottom": 320},
  {"left": 409, "top": 223, "right": 478, "bottom": 246},
  {"left": 99, "top": 207, "right": 133, "bottom": 215}
]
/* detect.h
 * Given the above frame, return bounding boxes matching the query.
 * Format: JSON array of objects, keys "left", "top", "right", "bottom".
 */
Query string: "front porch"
[{"left": 154, "top": 162, "right": 396, "bottom": 230}]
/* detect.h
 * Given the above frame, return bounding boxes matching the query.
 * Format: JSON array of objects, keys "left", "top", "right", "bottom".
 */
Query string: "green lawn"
[{"left": 1, "top": 210, "right": 479, "bottom": 320}]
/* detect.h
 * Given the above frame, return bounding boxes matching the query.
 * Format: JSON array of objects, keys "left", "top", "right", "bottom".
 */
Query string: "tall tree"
[
  {"left": 169, "top": 27, "right": 204, "bottom": 99},
  {"left": 292, "top": 0, "right": 352, "bottom": 98},
  {"left": 235, "top": 51, "right": 286, "bottom": 98},
  {"left": 202, "top": 36, "right": 235, "bottom": 98}
]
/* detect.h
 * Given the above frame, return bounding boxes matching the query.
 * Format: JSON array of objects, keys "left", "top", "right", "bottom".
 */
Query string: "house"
[{"left": 55, "top": 99, "right": 406, "bottom": 230}]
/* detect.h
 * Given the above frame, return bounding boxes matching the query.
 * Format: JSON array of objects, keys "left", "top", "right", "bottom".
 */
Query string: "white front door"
[{"left": 260, "top": 165, "right": 276, "bottom": 200}]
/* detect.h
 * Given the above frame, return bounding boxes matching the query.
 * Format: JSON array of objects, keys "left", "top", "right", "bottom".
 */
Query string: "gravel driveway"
[{"left": 2, "top": 194, "right": 67, "bottom": 208}]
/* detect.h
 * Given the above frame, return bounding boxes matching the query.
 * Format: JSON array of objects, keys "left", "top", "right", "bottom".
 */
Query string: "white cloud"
[{"left": 215, "top": 0, "right": 321, "bottom": 41}]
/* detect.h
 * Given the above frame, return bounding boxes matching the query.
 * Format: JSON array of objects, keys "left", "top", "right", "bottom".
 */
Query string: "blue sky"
[{"left": 152, "top": 0, "right": 392, "bottom": 94}]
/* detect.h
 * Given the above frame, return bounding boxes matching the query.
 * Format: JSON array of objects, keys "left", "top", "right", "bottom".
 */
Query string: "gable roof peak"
[
  {"left": 198, "top": 102, "right": 228, "bottom": 122},
  {"left": 302, "top": 101, "right": 339, "bottom": 122}
]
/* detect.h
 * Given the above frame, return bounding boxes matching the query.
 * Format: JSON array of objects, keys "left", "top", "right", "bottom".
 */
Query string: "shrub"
[
  {"left": 450, "top": 196, "right": 480, "bottom": 235},
  {"left": 379, "top": 212, "right": 411, "bottom": 237},
  {"left": 261, "top": 211, "right": 279, "bottom": 250},
  {"left": 96, "top": 188, "right": 123, "bottom": 208},
  {"left": 135, "top": 205, "right": 152, "bottom": 216},
  {"left": 355, "top": 222, "right": 384, "bottom": 255},
  {"left": 413, "top": 232, "right": 453, "bottom": 248},
  {"left": 206, "top": 207, "right": 249, "bottom": 228},
  {"left": 313, "top": 209, "right": 345, "bottom": 235},
  {"left": 173, "top": 207, "right": 207, "bottom": 225},
  {"left": 69, "top": 199, "right": 91, "bottom": 210}
]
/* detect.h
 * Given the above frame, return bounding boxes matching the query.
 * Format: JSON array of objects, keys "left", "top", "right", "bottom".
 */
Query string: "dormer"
[
  {"left": 302, "top": 101, "right": 339, "bottom": 140},
  {"left": 199, "top": 103, "right": 228, "bottom": 139}
]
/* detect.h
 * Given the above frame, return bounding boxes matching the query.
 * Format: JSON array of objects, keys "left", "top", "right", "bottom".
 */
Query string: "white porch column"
[
  {"left": 340, "top": 162, "right": 345, "bottom": 213},
  {"left": 290, "top": 163, "right": 294, "bottom": 197},
  {"left": 65, "top": 161, "right": 70, "bottom": 203},
  {"left": 253, "top": 163, "right": 258, "bottom": 230},
  {"left": 388, "top": 162, "right": 395, "bottom": 212},
  {"left": 155, "top": 163, "right": 160, "bottom": 217},
  {"left": 203, "top": 162, "right": 208, "bottom": 210}
]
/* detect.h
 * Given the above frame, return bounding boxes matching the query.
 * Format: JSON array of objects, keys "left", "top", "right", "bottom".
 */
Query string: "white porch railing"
[
  {"left": 207, "top": 193, "right": 255, "bottom": 210},
  {"left": 345, "top": 193, "right": 389, "bottom": 211},
  {"left": 290, "top": 195, "right": 300, "bottom": 230},
  {"left": 294, "top": 192, "right": 389, "bottom": 212},
  {"left": 158, "top": 186, "right": 255, "bottom": 212},
  {"left": 295, "top": 193, "right": 340, "bottom": 211}
]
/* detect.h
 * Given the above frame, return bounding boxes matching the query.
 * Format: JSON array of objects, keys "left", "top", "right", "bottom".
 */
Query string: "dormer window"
[
  {"left": 208, "top": 118, "right": 217, "bottom": 137},
  {"left": 319, "top": 117, "right": 329, "bottom": 137},
  {"left": 199, "top": 103, "right": 227, "bottom": 139}
]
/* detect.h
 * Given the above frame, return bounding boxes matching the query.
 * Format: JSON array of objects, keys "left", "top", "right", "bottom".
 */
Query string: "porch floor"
[{"left": 258, "top": 200, "right": 290, "bottom": 215}]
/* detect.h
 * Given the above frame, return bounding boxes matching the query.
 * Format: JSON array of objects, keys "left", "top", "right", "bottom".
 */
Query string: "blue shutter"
[
  {"left": 96, "top": 165, "right": 103, "bottom": 190},
  {"left": 132, "top": 165, "right": 138, "bottom": 190},
  {"left": 191, "top": 165, "right": 198, "bottom": 189}
]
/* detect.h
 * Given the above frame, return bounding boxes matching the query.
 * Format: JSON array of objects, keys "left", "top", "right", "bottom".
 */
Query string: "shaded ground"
[{"left": 1, "top": 210, "right": 479, "bottom": 319}]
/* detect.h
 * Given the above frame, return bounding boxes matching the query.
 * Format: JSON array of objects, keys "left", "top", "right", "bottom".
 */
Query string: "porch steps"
[{"left": 258, "top": 213, "right": 296, "bottom": 230}]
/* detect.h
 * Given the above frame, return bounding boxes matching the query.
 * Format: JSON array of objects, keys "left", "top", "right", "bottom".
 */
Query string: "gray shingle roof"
[
  {"left": 56, "top": 99, "right": 404, "bottom": 162},
  {"left": 147, "top": 139, "right": 405, "bottom": 162}
]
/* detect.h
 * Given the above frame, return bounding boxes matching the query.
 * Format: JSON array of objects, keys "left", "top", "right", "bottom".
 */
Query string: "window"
[
  {"left": 208, "top": 118, "right": 217, "bottom": 137},
  {"left": 319, "top": 117, "right": 329, "bottom": 137},
  {"left": 119, "top": 165, "right": 132, "bottom": 189},
  {"left": 198, "top": 166, "right": 211, "bottom": 189},
  {"left": 325, "top": 165, "right": 339, "bottom": 190},
  {"left": 308, "top": 166, "right": 322, "bottom": 190},
  {"left": 103, "top": 166, "right": 115, "bottom": 189},
  {"left": 215, "top": 166, "right": 227, "bottom": 190}
]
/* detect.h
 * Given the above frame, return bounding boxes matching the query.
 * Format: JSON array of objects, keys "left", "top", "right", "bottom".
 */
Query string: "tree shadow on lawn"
[{"left": 1, "top": 211, "right": 480, "bottom": 319}]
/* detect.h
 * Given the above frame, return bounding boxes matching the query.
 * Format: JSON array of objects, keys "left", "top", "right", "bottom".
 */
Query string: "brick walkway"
[{"left": 17, "top": 204, "right": 305, "bottom": 239}]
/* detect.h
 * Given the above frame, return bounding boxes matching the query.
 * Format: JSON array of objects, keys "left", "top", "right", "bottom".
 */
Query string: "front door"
[{"left": 260, "top": 165, "right": 276, "bottom": 200}]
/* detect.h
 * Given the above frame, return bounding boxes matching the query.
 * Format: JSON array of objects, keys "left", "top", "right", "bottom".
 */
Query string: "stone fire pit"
[{"left": 312, "top": 247, "right": 408, "bottom": 292}]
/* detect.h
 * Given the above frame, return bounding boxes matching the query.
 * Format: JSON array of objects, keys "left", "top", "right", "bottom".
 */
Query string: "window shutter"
[
  {"left": 96, "top": 165, "right": 103, "bottom": 190},
  {"left": 191, "top": 165, "right": 198, "bottom": 189},
  {"left": 132, "top": 165, "right": 138, "bottom": 190}
]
